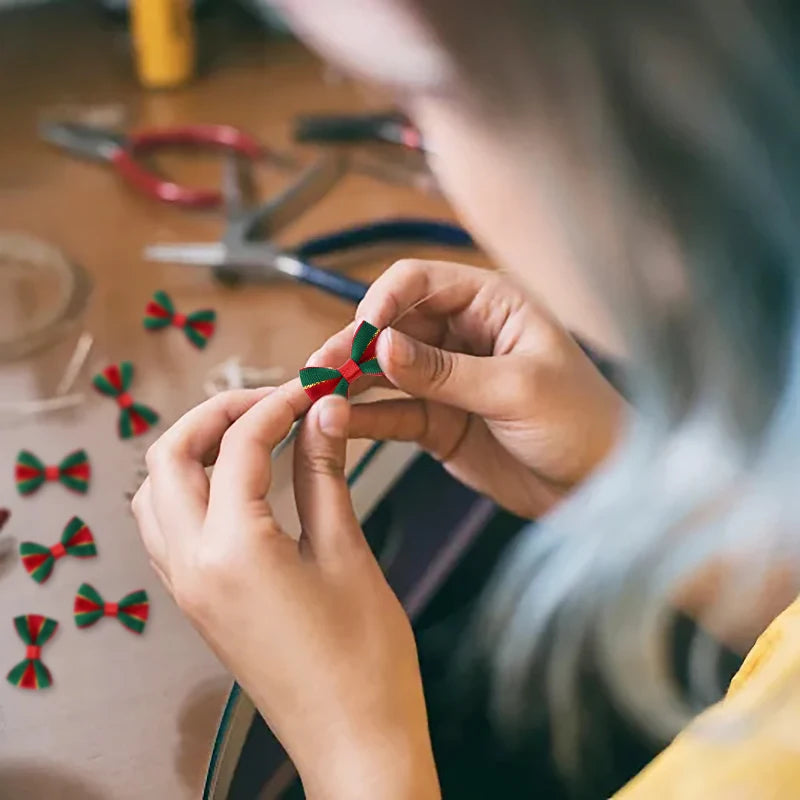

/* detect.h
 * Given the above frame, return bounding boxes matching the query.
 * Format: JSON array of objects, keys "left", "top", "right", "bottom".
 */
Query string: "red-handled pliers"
[{"left": 39, "top": 121, "right": 268, "bottom": 209}]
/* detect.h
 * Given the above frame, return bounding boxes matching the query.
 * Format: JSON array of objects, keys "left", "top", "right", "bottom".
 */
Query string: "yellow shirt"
[{"left": 615, "top": 598, "right": 800, "bottom": 799}]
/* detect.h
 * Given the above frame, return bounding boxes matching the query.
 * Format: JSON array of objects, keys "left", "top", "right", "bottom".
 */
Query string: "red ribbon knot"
[
  {"left": 172, "top": 312, "right": 187, "bottom": 329},
  {"left": 26, "top": 645, "right": 41, "bottom": 660},
  {"left": 44, "top": 465, "right": 61, "bottom": 482},
  {"left": 116, "top": 392, "right": 134, "bottom": 409},
  {"left": 338, "top": 359, "right": 363, "bottom": 384},
  {"left": 49, "top": 542, "right": 67, "bottom": 560},
  {"left": 104, "top": 602, "right": 119, "bottom": 617}
]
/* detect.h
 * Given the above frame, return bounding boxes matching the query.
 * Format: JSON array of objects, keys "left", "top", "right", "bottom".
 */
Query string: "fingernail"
[
  {"left": 317, "top": 396, "right": 347, "bottom": 437},
  {"left": 384, "top": 328, "right": 415, "bottom": 367}
]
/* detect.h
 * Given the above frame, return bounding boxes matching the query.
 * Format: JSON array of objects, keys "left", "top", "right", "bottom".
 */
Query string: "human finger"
[
  {"left": 347, "top": 398, "right": 468, "bottom": 461},
  {"left": 356, "top": 260, "right": 500, "bottom": 333},
  {"left": 208, "top": 380, "right": 308, "bottom": 513},
  {"left": 376, "top": 329, "right": 523, "bottom": 417},
  {"left": 145, "top": 388, "right": 276, "bottom": 536},
  {"left": 293, "top": 395, "right": 362, "bottom": 559},
  {"left": 131, "top": 477, "right": 168, "bottom": 575}
]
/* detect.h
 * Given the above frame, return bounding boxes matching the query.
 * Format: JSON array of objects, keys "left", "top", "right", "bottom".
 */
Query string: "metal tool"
[
  {"left": 40, "top": 121, "right": 273, "bottom": 208},
  {"left": 294, "top": 111, "right": 424, "bottom": 151},
  {"left": 144, "top": 155, "right": 474, "bottom": 304}
]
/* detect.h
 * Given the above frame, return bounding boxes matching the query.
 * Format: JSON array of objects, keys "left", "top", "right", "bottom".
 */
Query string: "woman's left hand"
[{"left": 132, "top": 384, "right": 440, "bottom": 800}]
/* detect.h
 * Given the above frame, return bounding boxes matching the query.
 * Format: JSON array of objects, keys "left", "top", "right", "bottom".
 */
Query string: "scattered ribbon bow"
[
  {"left": 93, "top": 362, "right": 159, "bottom": 439},
  {"left": 299, "top": 322, "right": 384, "bottom": 401},
  {"left": 20, "top": 517, "right": 97, "bottom": 584},
  {"left": 74, "top": 583, "right": 149, "bottom": 634},
  {"left": 15, "top": 449, "right": 91, "bottom": 495},
  {"left": 144, "top": 290, "right": 216, "bottom": 349},
  {"left": 7, "top": 614, "right": 58, "bottom": 690}
]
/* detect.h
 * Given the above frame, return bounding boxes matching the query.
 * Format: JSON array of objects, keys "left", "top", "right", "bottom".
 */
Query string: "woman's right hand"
[{"left": 313, "top": 260, "right": 626, "bottom": 519}]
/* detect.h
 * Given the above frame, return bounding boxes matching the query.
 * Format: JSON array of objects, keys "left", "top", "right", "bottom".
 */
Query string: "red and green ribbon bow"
[
  {"left": 7, "top": 614, "right": 58, "bottom": 690},
  {"left": 20, "top": 516, "right": 97, "bottom": 584},
  {"left": 144, "top": 290, "right": 216, "bottom": 349},
  {"left": 74, "top": 583, "right": 149, "bottom": 634},
  {"left": 15, "top": 448, "right": 90, "bottom": 495},
  {"left": 93, "top": 362, "right": 159, "bottom": 439},
  {"left": 299, "top": 322, "right": 384, "bottom": 401}
]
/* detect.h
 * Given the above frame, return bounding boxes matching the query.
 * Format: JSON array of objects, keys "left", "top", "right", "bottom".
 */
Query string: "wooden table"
[{"left": 0, "top": 5, "right": 476, "bottom": 798}]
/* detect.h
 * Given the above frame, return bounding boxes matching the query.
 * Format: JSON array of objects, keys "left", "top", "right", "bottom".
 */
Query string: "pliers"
[
  {"left": 40, "top": 121, "right": 278, "bottom": 209},
  {"left": 144, "top": 155, "right": 473, "bottom": 304}
]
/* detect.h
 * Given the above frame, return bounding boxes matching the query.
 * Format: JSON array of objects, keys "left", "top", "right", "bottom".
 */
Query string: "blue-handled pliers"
[{"left": 144, "top": 156, "right": 473, "bottom": 304}]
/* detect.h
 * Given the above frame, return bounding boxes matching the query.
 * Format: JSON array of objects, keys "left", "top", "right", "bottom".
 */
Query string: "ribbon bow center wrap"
[
  {"left": 50, "top": 542, "right": 67, "bottom": 560},
  {"left": 20, "top": 516, "right": 97, "bottom": 584},
  {"left": 74, "top": 583, "right": 149, "bottom": 634},
  {"left": 7, "top": 615, "right": 58, "bottom": 690},
  {"left": 144, "top": 290, "right": 216, "bottom": 349},
  {"left": 338, "top": 358, "right": 363, "bottom": 384},
  {"left": 93, "top": 362, "right": 159, "bottom": 439},
  {"left": 299, "top": 322, "right": 384, "bottom": 401},
  {"left": 15, "top": 449, "right": 91, "bottom": 495}
]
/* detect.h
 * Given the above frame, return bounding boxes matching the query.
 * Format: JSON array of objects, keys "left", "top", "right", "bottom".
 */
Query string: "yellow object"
[
  {"left": 615, "top": 596, "right": 800, "bottom": 799},
  {"left": 131, "top": 0, "right": 195, "bottom": 89}
]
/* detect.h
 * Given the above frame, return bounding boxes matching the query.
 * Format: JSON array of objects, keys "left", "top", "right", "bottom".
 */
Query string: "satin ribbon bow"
[
  {"left": 7, "top": 614, "right": 58, "bottom": 690},
  {"left": 93, "top": 362, "right": 159, "bottom": 439},
  {"left": 74, "top": 583, "right": 149, "bottom": 634},
  {"left": 15, "top": 449, "right": 90, "bottom": 496},
  {"left": 144, "top": 290, "right": 216, "bottom": 349},
  {"left": 299, "top": 322, "right": 384, "bottom": 401},
  {"left": 20, "top": 516, "right": 97, "bottom": 584}
]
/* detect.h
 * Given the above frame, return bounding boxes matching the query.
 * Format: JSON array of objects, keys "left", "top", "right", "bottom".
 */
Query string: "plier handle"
[
  {"left": 40, "top": 121, "right": 270, "bottom": 208},
  {"left": 294, "top": 112, "right": 424, "bottom": 151}
]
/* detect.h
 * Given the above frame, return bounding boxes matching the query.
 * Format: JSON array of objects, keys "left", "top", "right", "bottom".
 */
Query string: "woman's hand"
[
  {"left": 313, "top": 260, "right": 626, "bottom": 519},
  {"left": 132, "top": 386, "right": 440, "bottom": 800}
]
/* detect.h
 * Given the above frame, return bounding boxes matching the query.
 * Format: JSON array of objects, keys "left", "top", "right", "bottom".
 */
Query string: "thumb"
[
  {"left": 378, "top": 328, "right": 502, "bottom": 416},
  {"left": 293, "top": 395, "right": 361, "bottom": 557}
]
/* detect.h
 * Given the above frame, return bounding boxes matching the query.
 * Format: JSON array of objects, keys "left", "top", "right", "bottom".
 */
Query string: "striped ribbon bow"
[
  {"left": 93, "top": 362, "right": 159, "bottom": 439},
  {"left": 299, "top": 322, "right": 384, "bottom": 401},
  {"left": 20, "top": 516, "right": 97, "bottom": 584},
  {"left": 15, "top": 449, "right": 90, "bottom": 495},
  {"left": 144, "top": 290, "right": 216, "bottom": 349},
  {"left": 74, "top": 583, "right": 149, "bottom": 634},
  {"left": 7, "top": 615, "right": 58, "bottom": 690}
]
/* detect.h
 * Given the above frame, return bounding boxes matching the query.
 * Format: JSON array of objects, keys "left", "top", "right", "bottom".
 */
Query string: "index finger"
[
  {"left": 208, "top": 379, "right": 309, "bottom": 514},
  {"left": 306, "top": 262, "right": 497, "bottom": 377},
  {"left": 356, "top": 260, "right": 497, "bottom": 330},
  {"left": 146, "top": 387, "right": 277, "bottom": 534}
]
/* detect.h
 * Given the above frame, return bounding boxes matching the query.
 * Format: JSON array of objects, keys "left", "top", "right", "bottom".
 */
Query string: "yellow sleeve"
[{"left": 614, "top": 599, "right": 800, "bottom": 800}]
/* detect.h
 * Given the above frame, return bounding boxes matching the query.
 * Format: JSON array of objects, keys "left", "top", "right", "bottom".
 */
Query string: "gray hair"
[{"left": 429, "top": 0, "right": 800, "bottom": 772}]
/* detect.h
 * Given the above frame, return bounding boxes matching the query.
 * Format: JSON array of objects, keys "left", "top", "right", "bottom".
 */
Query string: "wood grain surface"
[{"left": 0, "top": 5, "right": 477, "bottom": 798}]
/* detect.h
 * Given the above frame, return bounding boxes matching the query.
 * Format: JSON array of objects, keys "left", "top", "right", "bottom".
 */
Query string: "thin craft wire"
[
  {"left": 0, "top": 332, "right": 93, "bottom": 418},
  {"left": 0, "top": 233, "right": 90, "bottom": 361}
]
